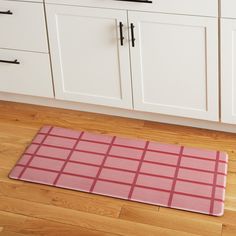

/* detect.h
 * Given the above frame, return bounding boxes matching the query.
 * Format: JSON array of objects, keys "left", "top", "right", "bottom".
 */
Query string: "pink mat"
[{"left": 9, "top": 126, "right": 228, "bottom": 216}]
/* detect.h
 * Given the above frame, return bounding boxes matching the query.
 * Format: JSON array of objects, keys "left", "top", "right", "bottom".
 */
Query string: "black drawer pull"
[
  {"left": 130, "top": 23, "right": 135, "bottom": 47},
  {"left": 0, "top": 59, "right": 20, "bottom": 64},
  {"left": 0, "top": 10, "right": 13, "bottom": 15},
  {"left": 119, "top": 22, "right": 125, "bottom": 46},
  {"left": 115, "top": 0, "right": 153, "bottom": 3}
]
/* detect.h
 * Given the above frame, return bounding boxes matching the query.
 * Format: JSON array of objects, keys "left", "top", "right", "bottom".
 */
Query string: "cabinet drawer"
[
  {"left": 0, "top": 0, "right": 48, "bottom": 52},
  {"left": 0, "top": 49, "right": 54, "bottom": 98},
  {"left": 221, "top": 0, "right": 236, "bottom": 18},
  {"left": 45, "top": 0, "right": 218, "bottom": 17}
]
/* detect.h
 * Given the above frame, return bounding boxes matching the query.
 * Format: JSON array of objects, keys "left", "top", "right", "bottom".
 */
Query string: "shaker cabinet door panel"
[
  {"left": 46, "top": 5, "right": 132, "bottom": 109},
  {"left": 221, "top": 19, "right": 236, "bottom": 124},
  {"left": 129, "top": 12, "right": 219, "bottom": 121}
]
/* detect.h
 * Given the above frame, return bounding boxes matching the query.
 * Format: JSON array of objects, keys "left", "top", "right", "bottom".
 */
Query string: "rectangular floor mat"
[{"left": 9, "top": 126, "right": 228, "bottom": 216}]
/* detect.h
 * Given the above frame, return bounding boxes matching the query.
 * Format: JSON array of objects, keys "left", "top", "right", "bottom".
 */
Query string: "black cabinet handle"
[
  {"left": 115, "top": 0, "right": 152, "bottom": 3},
  {"left": 0, "top": 59, "right": 20, "bottom": 64},
  {"left": 130, "top": 23, "right": 135, "bottom": 47},
  {"left": 119, "top": 22, "right": 125, "bottom": 46},
  {"left": 0, "top": 10, "right": 13, "bottom": 15}
]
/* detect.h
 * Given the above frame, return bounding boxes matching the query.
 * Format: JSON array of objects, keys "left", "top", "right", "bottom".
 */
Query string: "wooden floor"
[{"left": 0, "top": 101, "right": 236, "bottom": 236}]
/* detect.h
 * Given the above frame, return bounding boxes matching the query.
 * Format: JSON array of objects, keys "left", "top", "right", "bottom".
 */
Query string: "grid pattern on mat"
[{"left": 9, "top": 126, "right": 228, "bottom": 216}]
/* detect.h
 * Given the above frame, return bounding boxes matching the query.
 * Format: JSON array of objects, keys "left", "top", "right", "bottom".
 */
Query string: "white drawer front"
[
  {"left": 0, "top": 49, "right": 54, "bottom": 98},
  {"left": 45, "top": 0, "right": 218, "bottom": 17},
  {"left": 221, "top": 0, "right": 236, "bottom": 18},
  {"left": 0, "top": 0, "right": 48, "bottom": 52}
]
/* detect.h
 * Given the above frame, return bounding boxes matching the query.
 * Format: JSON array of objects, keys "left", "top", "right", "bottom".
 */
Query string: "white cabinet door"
[
  {"left": 129, "top": 12, "right": 219, "bottom": 121},
  {"left": 46, "top": 5, "right": 132, "bottom": 109},
  {"left": 221, "top": 19, "right": 236, "bottom": 124}
]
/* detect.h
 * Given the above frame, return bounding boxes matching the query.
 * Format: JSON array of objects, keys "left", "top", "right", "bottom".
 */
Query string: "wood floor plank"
[
  {"left": 119, "top": 205, "right": 222, "bottom": 236},
  {"left": 225, "top": 197, "right": 236, "bottom": 211},
  {"left": 0, "top": 210, "right": 27, "bottom": 232},
  {"left": 228, "top": 161, "right": 236, "bottom": 172},
  {"left": 0, "top": 102, "right": 145, "bottom": 137},
  {"left": 225, "top": 172, "right": 236, "bottom": 211},
  {"left": 222, "top": 224, "right": 236, "bottom": 236},
  {"left": 0, "top": 211, "right": 118, "bottom": 236},
  {"left": 0, "top": 180, "right": 121, "bottom": 218},
  {"left": 22, "top": 218, "right": 120, "bottom": 236},
  {"left": 0, "top": 232, "right": 27, "bottom": 236},
  {"left": 0, "top": 195, "right": 199, "bottom": 236},
  {"left": 159, "top": 207, "right": 236, "bottom": 226},
  {"left": 0, "top": 230, "right": 32, "bottom": 236}
]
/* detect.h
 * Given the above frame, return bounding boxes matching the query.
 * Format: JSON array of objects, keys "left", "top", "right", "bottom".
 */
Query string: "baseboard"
[{"left": 1, "top": 92, "right": 236, "bottom": 133}]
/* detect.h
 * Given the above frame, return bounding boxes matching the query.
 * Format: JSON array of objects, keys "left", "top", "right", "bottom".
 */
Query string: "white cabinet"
[
  {"left": 46, "top": 5, "right": 132, "bottom": 109},
  {"left": 0, "top": 0, "right": 54, "bottom": 98},
  {"left": 129, "top": 12, "right": 219, "bottom": 121},
  {"left": 221, "top": 19, "right": 236, "bottom": 124},
  {"left": 46, "top": 5, "right": 219, "bottom": 120}
]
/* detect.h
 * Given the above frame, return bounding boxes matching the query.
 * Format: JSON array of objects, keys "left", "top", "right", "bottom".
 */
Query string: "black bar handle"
[
  {"left": 0, "top": 10, "right": 13, "bottom": 15},
  {"left": 115, "top": 0, "right": 152, "bottom": 3},
  {"left": 0, "top": 59, "right": 20, "bottom": 64},
  {"left": 130, "top": 23, "right": 135, "bottom": 47},
  {"left": 119, "top": 22, "right": 125, "bottom": 46}
]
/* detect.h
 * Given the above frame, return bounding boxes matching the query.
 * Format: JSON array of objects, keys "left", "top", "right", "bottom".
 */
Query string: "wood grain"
[
  {"left": 119, "top": 205, "right": 222, "bottom": 236},
  {"left": 0, "top": 195, "right": 198, "bottom": 236},
  {"left": 222, "top": 224, "right": 236, "bottom": 236},
  {"left": 0, "top": 100, "right": 235, "bottom": 236},
  {"left": 0, "top": 232, "right": 31, "bottom": 236},
  {"left": 0, "top": 211, "right": 117, "bottom": 236}
]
